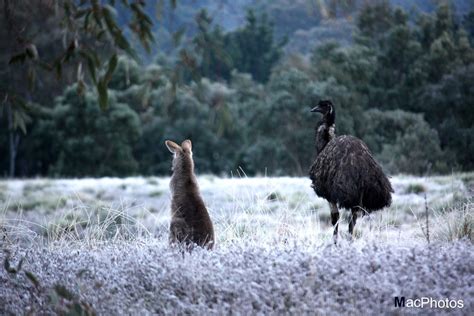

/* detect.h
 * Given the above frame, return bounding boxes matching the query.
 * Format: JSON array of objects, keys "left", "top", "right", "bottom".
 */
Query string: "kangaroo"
[{"left": 165, "top": 139, "right": 215, "bottom": 249}]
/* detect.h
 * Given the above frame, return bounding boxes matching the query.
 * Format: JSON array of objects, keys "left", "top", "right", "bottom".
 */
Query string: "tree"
[
  {"left": 309, "top": 41, "right": 375, "bottom": 117},
  {"left": 185, "top": 8, "right": 285, "bottom": 83},
  {"left": 0, "top": 0, "right": 155, "bottom": 177},
  {"left": 47, "top": 86, "right": 141, "bottom": 177},
  {"left": 358, "top": 2, "right": 473, "bottom": 171},
  {"left": 361, "top": 110, "right": 446, "bottom": 174},
  {"left": 419, "top": 65, "right": 474, "bottom": 171},
  {"left": 240, "top": 68, "right": 314, "bottom": 175},
  {"left": 135, "top": 74, "right": 243, "bottom": 175},
  {"left": 356, "top": 0, "right": 396, "bottom": 44},
  {"left": 463, "top": 10, "right": 474, "bottom": 43},
  {"left": 192, "top": 9, "right": 233, "bottom": 81},
  {"left": 3, "top": 0, "right": 154, "bottom": 108},
  {"left": 225, "top": 9, "right": 286, "bottom": 83}
]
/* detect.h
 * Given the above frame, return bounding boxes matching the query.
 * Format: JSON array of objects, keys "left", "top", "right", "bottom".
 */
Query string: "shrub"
[
  {"left": 405, "top": 183, "right": 426, "bottom": 194},
  {"left": 361, "top": 109, "right": 447, "bottom": 174},
  {"left": 432, "top": 201, "right": 473, "bottom": 242}
]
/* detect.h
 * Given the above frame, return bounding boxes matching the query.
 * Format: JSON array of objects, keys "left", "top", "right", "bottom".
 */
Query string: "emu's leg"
[
  {"left": 329, "top": 202, "right": 339, "bottom": 243},
  {"left": 349, "top": 208, "right": 358, "bottom": 237}
]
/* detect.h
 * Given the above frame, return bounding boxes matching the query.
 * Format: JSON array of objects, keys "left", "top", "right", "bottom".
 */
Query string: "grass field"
[{"left": 0, "top": 174, "right": 473, "bottom": 314}]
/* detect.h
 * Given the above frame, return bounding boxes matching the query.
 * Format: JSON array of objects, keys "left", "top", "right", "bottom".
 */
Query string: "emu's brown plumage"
[
  {"left": 308, "top": 100, "right": 393, "bottom": 240},
  {"left": 310, "top": 135, "right": 393, "bottom": 212}
]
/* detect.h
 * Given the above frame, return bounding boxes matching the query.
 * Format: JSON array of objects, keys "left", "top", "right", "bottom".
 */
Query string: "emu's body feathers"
[{"left": 309, "top": 135, "right": 393, "bottom": 213}]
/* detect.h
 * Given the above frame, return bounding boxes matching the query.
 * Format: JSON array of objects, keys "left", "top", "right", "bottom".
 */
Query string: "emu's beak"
[{"left": 310, "top": 105, "right": 322, "bottom": 113}]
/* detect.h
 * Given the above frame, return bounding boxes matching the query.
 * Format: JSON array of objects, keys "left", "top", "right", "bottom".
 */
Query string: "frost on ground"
[
  {"left": 0, "top": 174, "right": 473, "bottom": 314},
  {"left": 0, "top": 241, "right": 473, "bottom": 315}
]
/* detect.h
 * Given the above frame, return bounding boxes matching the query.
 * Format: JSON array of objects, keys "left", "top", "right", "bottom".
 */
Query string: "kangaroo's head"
[{"left": 165, "top": 139, "right": 194, "bottom": 173}]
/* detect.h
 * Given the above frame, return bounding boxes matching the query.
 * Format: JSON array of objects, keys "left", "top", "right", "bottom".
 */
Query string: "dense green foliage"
[
  {"left": 46, "top": 87, "right": 141, "bottom": 177},
  {"left": 190, "top": 9, "right": 285, "bottom": 83},
  {"left": 1, "top": 2, "right": 473, "bottom": 177},
  {"left": 0, "top": 0, "right": 155, "bottom": 177}
]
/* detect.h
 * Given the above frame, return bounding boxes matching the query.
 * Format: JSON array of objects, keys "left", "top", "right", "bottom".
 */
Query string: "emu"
[
  {"left": 165, "top": 139, "right": 215, "bottom": 249},
  {"left": 308, "top": 100, "right": 393, "bottom": 242}
]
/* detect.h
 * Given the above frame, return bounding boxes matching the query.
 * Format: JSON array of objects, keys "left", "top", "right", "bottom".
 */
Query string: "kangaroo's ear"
[
  {"left": 165, "top": 140, "right": 181, "bottom": 153},
  {"left": 181, "top": 139, "right": 192, "bottom": 152}
]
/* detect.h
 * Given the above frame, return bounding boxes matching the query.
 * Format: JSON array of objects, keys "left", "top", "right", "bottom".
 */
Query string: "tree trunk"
[{"left": 6, "top": 102, "right": 19, "bottom": 178}]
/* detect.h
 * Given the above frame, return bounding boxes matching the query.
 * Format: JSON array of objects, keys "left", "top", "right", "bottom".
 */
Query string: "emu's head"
[
  {"left": 310, "top": 100, "right": 334, "bottom": 116},
  {"left": 165, "top": 139, "right": 194, "bottom": 172}
]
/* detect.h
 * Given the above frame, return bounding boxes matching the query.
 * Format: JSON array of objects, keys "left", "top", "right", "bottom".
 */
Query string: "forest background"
[{"left": 1, "top": 0, "right": 473, "bottom": 178}]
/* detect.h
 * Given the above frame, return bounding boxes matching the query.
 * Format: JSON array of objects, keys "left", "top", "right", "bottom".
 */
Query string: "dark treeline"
[{"left": 1, "top": 2, "right": 473, "bottom": 177}]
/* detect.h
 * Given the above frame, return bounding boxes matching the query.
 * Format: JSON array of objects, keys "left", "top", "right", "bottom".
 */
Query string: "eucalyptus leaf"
[
  {"left": 97, "top": 80, "right": 108, "bottom": 110},
  {"left": 173, "top": 27, "right": 186, "bottom": 46},
  {"left": 105, "top": 54, "right": 118, "bottom": 83},
  {"left": 79, "top": 50, "right": 98, "bottom": 84},
  {"left": 8, "top": 53, "right": 27, "bottom": 65}
]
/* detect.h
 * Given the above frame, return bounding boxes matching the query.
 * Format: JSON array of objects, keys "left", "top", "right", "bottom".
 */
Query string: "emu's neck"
[{"left": 314, "top": 113, "right": 336, "bottom": 156}]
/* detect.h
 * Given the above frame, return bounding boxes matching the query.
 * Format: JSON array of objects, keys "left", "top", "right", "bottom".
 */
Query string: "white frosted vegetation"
[
  {"left": 0, "top": 241, "right": 472, "bottom": 315},
  {"left": 2, "top": 175, "right": 469, "bottom": 245},
  {"left": 0, "top": 174, "right": 472, "bottom": 314}
]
